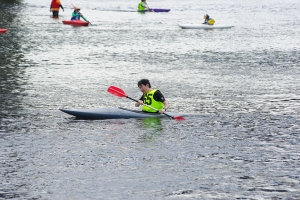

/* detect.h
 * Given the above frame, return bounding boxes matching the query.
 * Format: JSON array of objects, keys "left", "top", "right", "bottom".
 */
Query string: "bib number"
[{"left": 143, "top": 94, "right": 152, "bottom": 105}]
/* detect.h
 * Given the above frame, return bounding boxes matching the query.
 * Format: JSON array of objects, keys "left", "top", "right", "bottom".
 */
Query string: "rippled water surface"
[{"left": 1, "top": 0, "right": 300, "bottom": 199}]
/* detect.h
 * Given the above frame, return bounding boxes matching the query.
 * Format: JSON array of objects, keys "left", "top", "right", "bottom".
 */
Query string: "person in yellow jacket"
[
  {"left": 138, "top": 0, "right": 151, "bottom": 12},
  {"left": 135, "top": 79, "right": 169, "bottom": 114},
  {"left": 202, "top": 14, "right": 215, "bottom": 25},
  {"left": 50, "top": 0, "right": 64, "bottom": 17}
]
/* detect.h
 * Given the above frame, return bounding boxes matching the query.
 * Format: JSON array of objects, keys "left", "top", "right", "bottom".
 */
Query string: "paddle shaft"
[
  {"left": 145, "top": 3, "right": 152, "bottom": 11},
  {"left": 125, "top": 96, "right": 174, "bottom": 119}
]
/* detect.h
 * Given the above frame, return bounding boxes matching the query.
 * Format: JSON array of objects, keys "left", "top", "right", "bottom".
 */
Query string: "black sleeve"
[
  {"left": 153, "top": 90, "right": 165, "bottom": 102},
  {"left": 60, "top": 5, "right": 64, "bottom": 9},
  {"left": 139, "top": 94, "right": 144, "bottom": 101}
]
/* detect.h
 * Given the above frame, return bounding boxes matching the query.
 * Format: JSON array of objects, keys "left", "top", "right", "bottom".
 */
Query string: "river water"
[{"left": 0, "top": 0, "right": 300, "bottom": 199}]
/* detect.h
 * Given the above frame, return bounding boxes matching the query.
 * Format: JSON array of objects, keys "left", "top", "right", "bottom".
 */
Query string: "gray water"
[{"left": 0, "top": 0, "right": 300, "bottom": 199}]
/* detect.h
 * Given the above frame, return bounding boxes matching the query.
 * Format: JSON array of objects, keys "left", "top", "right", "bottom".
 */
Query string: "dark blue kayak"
[
  {"left": 60, "top": 107, "right": 177, "bottom": 120},
  {"left": 138, "top": 8, "right": 170, "bottom": 12}
]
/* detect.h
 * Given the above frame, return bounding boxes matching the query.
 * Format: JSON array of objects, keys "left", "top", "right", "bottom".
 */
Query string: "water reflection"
[
  {"left": 138, "top": 118, "right": 163, "bottom": 143},
  {"left": 0, "top": 0, "right": 23, "bottom": 66},
  {"left": 0, "top": 0, "right": 26, "bottom": 123}
]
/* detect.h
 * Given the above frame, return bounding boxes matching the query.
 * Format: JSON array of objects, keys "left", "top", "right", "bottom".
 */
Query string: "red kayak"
[
  {"left": 0, "top": 29, "right": 7, "bottom": 33},
  {"left": 62, "top": 20, "right": 89, "bottom": 26}
]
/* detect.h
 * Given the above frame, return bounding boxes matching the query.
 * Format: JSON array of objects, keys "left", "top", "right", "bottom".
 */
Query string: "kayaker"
[
  {"left": 202, "top": 14, "right": 215, "bottom": 25},
  {"left": 135, "top": 79, "right": 169, "bottom": 114},
  {"left": 138, "top": 0, "right": 152, "bottom": 12},
  {"left": 71, "top": 7, "right": 89, "bottom": 22},
  {"left": 50, "top": 0, "right": 64, "bottom": 17}
]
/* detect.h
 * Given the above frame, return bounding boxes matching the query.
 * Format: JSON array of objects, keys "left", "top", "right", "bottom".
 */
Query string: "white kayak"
[{"left": 178, "top": 24, "right": 234, "bottom": 29}]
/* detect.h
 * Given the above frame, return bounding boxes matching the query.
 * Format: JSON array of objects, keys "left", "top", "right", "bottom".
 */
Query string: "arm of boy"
[
  {"left": 135, "top": 100, "right": 143, "bottom": 107},
  {"left": 159, "top": 100, "right": 169, "bottom": 114},
  {"left": 81, "top": 14, "right": 89, "bottom": 22}
]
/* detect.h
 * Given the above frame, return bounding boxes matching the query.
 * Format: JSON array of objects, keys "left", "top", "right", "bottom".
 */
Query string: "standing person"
[
  {"left": 135, "top": 79, "right": 169, "bottom": 114},
  {"left": 138, "top": 0, "right": 151, "bottom": 12},
  {"left": 202, "top": 14, "right": 215, "bottom": 25},
  {"left": 71, "top": 7, "right": 89, "bottom": 22},
  {"left": 50, "top": 0, "right": 64, "bottom": 18}
]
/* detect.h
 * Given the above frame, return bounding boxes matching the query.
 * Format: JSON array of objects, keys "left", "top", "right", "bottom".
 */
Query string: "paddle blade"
[
  {"left": 107, "top": 86, "right": 127, "bottom": 98},
  {"left": 173, "top": 116, "right": 185, "bottom": 121},
  {"left": 70, "top": 3, "right": 76, "bottom": 9}
]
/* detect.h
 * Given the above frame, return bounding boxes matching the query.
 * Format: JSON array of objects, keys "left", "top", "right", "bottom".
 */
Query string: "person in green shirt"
[{"left": 71, "top": 7, "right": 89, "bottom": 22}]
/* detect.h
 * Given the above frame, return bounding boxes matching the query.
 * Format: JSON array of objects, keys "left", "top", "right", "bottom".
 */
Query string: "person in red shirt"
[{"left": 50, "top": 0, "right": 64, "bottom": 18}]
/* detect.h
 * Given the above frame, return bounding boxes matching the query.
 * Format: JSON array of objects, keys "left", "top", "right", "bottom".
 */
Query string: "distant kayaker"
[
  {"left": 50, "top": 0, "right": 64, "bottom": 17},
  {"left": 202, "top": 14, "right": 215, "bottom": 25},
  {"left": 135, "top": 79, "right": 169, "bottom": 114},
  {"left": 71, "top": 7, "right": 89, "bottom": 22},
  {"left": 138, "top": 0, "right": 152, "bottom": 12}
]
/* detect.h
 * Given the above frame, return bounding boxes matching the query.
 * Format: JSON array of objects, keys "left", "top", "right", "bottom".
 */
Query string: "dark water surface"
[{"left": 1, "top": 0, "right": 300, "bottom": 199}]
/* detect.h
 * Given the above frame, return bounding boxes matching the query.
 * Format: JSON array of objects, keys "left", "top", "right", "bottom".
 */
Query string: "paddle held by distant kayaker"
[
  {"left": 135, "top": 79, "right": 169, "bottom": 114},
  {"left": 138, "top": 0, "right": 152, "bottom": 12},
  {"left": 202, "top": 14, "right": 215, "bottom": 25},
  {"left": 71, "top": 7, "right": 89, "bottom": 22},
  {"left": 50, "top": 0, "right": 64, "bottom": 17}
]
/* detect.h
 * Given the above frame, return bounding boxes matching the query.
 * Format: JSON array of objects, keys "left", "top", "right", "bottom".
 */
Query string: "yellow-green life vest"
[
  {"left": 142, "top": 89, "right": 164, "bottom": 112},
  {"left": 138, "top": 2, "right": 145, "bottom": 11},
  {"left": 208, "top": 18, "right": 215, "bottom": 25}
]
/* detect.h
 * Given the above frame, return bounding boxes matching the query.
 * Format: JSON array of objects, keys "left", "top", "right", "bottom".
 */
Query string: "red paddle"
[{"left": 107, "top": 86, "right": 185, "bottom": 121}]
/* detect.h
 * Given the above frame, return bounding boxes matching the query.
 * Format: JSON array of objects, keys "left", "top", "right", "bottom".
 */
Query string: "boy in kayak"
[
  {"left": 138, "top": 0, "right": 152, "bottom": 12},
  {"left": 135, "top": 79, "right": 169, "bottom": 114},
  {"left": 202, "top": 14, "right": 215, "bottom": 25},
  {"left": 50, "top": 0, "right": 64, "bottom": 17},
  {"left": 71, "top": 7, "right": 89, "bottom": 22}
]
